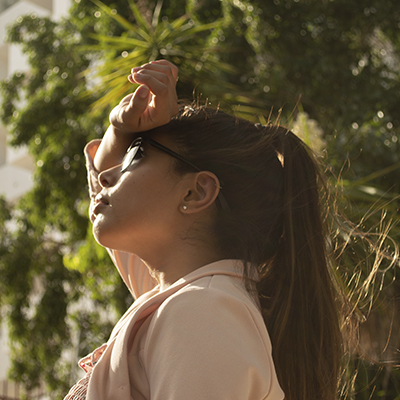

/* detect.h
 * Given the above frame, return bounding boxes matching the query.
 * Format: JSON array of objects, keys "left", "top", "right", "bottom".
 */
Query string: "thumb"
[
  {"left": 125, "top": 85, "right": 150, "bottom": 121},
  {"left": 131, "top": 85, "right": 150, "bottom": 104}
]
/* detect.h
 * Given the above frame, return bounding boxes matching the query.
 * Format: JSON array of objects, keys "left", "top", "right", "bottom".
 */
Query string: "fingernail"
[
  {"left": 132, "top": 67, "right": 141, "bottom": 72},
  {"left": 138, "top": 86, "right": 149, "bottom": 98}
]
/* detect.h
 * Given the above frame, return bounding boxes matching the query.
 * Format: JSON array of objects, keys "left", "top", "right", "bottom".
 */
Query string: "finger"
[
  {"left": 128, "top": 85, "right": 150, "bottom": 113},
  {"left": 130, "top": 70, "right": 173, "bottom": 97},
  {"left": 131, "top": 68, "right": 172, "bottom": 87},
  {"left": 130, "top": 69, "right": 176, "bottom": 90},
  {"left": 132, "top": 60, "right": 177, "bottom": 75},
  {"left": 110, "top": 85, "right": 150, "bottom": 129},
  {"left": 129, "top": 83, "right": 173, "bottom": 129},
  {"left": 135, "top": 84, "right": 150, "bottom": 99},
  {"left": 149, "top": 60, "right": 179, "bottom": 79},
  {"left": 131, "top": 61, "right": 178, "bottom": 86}
]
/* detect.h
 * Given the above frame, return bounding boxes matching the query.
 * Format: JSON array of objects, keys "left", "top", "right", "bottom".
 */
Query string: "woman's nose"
[{"left": 98, "top": 165, "right": 121, "bottom": 188}]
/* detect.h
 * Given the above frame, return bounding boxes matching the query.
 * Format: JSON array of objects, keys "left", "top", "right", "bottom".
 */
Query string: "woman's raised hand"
[{"left": 109, "top": 60, "right": 179, "bottom": 134}]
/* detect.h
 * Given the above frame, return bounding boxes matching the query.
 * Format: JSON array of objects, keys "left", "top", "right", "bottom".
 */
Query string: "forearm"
[{"left": 93, "top": 125, "right": 135, "bottom": 172}]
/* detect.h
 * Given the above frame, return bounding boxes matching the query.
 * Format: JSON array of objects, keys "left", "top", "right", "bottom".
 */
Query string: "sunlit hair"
[{"left": 144, "top": 104, "right": 397, "bottom": 400}]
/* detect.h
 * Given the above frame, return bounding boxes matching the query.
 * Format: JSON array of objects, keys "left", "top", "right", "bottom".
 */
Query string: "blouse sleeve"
[
  {"left": 84, "top": 140, "right": 156, "bottom": 299},
  {"left": 142, "top": 285, "right": 284, "bottom": 400}
]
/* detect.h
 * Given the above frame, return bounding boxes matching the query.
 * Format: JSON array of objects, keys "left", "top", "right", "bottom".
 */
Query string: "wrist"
[{"left": 109, "top": 123, "right": 134, "bottom": 136}]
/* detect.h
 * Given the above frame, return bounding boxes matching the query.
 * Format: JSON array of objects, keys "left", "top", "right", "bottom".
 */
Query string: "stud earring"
[{"left": 182, "top": 205, "right": 188, "bottom": 211}]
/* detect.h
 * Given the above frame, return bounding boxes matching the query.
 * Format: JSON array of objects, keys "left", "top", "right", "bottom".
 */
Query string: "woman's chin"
[{"left": 92, "top": 216, "right": 115, "bottom": 248}]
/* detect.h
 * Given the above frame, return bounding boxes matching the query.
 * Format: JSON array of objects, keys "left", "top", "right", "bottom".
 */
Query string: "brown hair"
[{"left": 148, "top": 106, "right": 343, "bottom": 400}]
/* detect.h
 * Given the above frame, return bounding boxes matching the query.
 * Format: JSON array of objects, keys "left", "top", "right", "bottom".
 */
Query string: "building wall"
[{"left": 0, "top": 0, "right": 71, "bottom": 396}]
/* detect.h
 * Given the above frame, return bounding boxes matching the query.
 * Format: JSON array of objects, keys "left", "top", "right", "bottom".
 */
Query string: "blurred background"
[{"left": 0, "top": 0, "right": 399, "bottom": 398}]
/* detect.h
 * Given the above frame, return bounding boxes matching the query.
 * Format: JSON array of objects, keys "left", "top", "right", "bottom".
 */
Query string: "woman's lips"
[
  {"left": 93, "top": 201, "right": 108, "bottom": 214},
  {"left": 91, "top": 195, "right": 110, "bottom": 222}
]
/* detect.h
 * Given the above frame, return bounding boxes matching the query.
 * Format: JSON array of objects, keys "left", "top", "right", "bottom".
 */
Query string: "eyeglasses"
[{"left": 121, "top": 137, "right": 230, "bottom": 212}]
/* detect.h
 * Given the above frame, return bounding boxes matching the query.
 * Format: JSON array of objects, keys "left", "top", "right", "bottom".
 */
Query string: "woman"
[{"left": 65, "top": 60, "right": 342, "bottom": 400}]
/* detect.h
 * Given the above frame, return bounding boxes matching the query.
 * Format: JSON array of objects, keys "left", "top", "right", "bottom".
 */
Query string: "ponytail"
[{"left": 258, "top": 131, "right": 342, "bottom": 400}]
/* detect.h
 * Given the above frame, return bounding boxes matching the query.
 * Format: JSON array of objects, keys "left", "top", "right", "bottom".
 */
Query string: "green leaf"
[
  {"left": 90, "top": 0, "right": 138, "bottom": 32},
  {"left": 127, "top": 0, "right": 152, "bottom": 34},
  {"left": 87, "top": 33, "right": 149, "bottom": 48}
]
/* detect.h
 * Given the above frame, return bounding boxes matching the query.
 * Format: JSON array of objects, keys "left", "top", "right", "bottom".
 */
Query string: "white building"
[{"left": 0, "top": 1, "right": 71, "bottom": 397}]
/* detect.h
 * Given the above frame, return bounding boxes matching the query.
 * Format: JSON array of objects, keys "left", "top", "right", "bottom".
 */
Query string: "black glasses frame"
[{"left": 121, "top": 137, "right": 230, "bottom": 212}]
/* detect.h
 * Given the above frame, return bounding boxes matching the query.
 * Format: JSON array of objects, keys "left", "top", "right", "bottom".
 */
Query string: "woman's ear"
[{"left": 181, "top": 171, "right": 220, "bottom": 214}]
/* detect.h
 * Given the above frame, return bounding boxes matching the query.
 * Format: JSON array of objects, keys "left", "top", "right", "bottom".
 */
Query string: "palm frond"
[
  {"left": 90, "top": 0, "right": 138, "bottom": 32},
  {"left": 127, "top": 0, "right": 152, "bottom": 33},
  {"left": 152, "top": 0, "right": 164, "bottom": 28},
  {"left": 87, "top": 34, "right": 149, "bottom": 48}
]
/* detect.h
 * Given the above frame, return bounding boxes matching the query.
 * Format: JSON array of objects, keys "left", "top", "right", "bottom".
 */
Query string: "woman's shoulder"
[
  {"left": 162, "top": 259, "right": 260, "bottom": 311},
  {"left": 149, "top": 271, "right": 271, "bottom": 350},
  {"left": 168, "top": 272, "right": 259, "bottom": 312}
]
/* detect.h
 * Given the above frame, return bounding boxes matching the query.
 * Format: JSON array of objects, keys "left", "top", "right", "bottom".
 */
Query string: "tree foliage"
[
  {"left": 0, "top": 0, "right": 399, "bottom": 397},
  {"left": 0, "top": 1, "right": 133, "bottom": 395}
]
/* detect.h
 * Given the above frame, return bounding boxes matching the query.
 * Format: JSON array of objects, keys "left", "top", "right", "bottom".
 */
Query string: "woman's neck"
[{"left": 142, "top": 240, "right": 223, "bottom": 290}]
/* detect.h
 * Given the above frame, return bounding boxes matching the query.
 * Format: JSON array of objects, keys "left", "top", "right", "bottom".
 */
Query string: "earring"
[{"left": 182, "top": 205, "right": 188, "bottom": 211}]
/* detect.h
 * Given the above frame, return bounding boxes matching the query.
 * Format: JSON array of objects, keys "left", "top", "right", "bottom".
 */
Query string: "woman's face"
[{"left": 91, "top": 134, "right": 190, "bottom": 257}]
